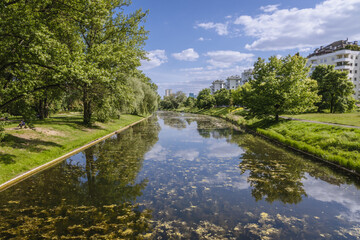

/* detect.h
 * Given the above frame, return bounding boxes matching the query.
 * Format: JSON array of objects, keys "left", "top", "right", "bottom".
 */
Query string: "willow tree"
[{"left": 242, "top": 55, "right": 320, "bottom": 121}]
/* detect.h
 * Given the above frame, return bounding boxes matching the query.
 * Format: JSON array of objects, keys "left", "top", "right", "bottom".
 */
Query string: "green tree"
[
  {"left": 243, "top": 55, "right": 320, "bottom": 121},
  {"left": 196, "top": 88, "right": 215, "bottom": 109},
  {"left": 159, "top": 91, "right": 187, "bottom": 110},
  {"left": 214, "top": 88, "right": 231, "bottom": 106},
  {"left": 311, "top": 65, "right": 355, "bottom": 113},
  {"left": 184, "top": 96, "right": 196, "bottom": 108}
]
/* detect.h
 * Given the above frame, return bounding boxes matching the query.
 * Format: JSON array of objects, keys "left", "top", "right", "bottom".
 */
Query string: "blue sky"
[{"left": 127, "top": 0, "right": 360, "bottom": 96}]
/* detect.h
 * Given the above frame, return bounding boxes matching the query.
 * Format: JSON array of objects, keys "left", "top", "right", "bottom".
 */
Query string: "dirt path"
[{"left": 280, "top": 116, "right": 360, "bottom": 129}]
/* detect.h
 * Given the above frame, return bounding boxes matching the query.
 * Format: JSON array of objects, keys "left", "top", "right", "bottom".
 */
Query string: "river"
[{"left": 0, "top": 111, "right": 360, "bottom": 239}]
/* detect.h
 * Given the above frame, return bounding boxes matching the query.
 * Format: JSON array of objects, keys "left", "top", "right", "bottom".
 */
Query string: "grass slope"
[
  {"left": 283, "top": 113, "right": 360, "bottom": 127},
  {"left": 0, "top": 113, "right": 144, "bottom": 184}
]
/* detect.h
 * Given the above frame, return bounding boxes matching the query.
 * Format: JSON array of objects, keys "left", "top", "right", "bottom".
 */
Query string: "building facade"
[
  {"left": 241, "top": 69, "right": 253, "bottom": 85},
  {"left": 226, "top": 75, "right": 241, "bottom": 90},
  {"left": 210, "top": 80, "right": 225, "bottom": 94},
  {"left": 165, "top": 89, "right": 172, "bottom": 97},
  {"left": 306, "top": 40, "right": 360, "bottom": 100}
]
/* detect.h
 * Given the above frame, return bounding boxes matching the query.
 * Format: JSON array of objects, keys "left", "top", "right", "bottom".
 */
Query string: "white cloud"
[
  {"left": 140, "top": 50, "right": 167, "bottom": 70},
  {"left": 234, "top": 0, "right": 360, "bottom": 50},
  {"left": 303, "top": 175, "right": 360, "bottom": 222},
  {"left": 198, "top": 37, "right": 211, "bottom": 41},
  {"left": 172, "top": 48, "right": 199, "bottom": 61},
  {"left": 260, "top": 4, "right": 280, "bottom": 13},
  {"left": 174, "top": 149, "right": 199, "bottom": 161},
  {"left": 196, "top": 22, "right": 229, "bottom": 36},
  {"left": 205, "top": 50, "right": 254, "bottom": 68}
]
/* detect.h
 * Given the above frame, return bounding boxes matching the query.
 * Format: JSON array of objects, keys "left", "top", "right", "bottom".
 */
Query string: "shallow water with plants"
[{"left": 1, "top": 112, "right": 360, "bottom": 239}]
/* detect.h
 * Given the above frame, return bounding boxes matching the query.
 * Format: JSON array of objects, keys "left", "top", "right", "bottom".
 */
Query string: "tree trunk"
[{"left": 83, "top": 88, "right": 92, "bottom": 125}]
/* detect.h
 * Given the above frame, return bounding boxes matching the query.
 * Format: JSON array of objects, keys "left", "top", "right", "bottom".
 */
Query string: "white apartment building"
[
  {"left": 226, "top": 75, "right": 241, "bottom": 90},
  {"left": 306, "top": 40, "right": 360, "bottom": 100},
  {"left": 241, "top": 69, "right": 253, "bottom": 85},
  {"left": 210, "top": 80, "right": 225, "bottom": 94}
]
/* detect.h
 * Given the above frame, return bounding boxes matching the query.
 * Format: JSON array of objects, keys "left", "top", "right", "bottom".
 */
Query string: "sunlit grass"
[
  {"left": 283, "top": 112, "right": 360, "bottom": 127},
  {"left": 0, "top": 113, "right": 144, "bottom": 184}
]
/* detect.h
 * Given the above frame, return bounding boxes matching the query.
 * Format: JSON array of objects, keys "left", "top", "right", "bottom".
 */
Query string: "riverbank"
[
  {"left": 177, "top": 107, "right": 360, "bottom": 175},
  {"left": 0, "top": 113, "right": 145, "bottom": 184}
]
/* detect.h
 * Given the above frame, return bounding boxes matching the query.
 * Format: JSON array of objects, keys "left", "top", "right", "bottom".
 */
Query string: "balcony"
[{"left": 335, "top": 65, "right": 351, "bottom": 71}]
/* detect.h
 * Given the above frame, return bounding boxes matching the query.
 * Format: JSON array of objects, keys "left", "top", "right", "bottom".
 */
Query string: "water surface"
[{"left": 1, "top": 112, "right": 360, "bottom": 239}]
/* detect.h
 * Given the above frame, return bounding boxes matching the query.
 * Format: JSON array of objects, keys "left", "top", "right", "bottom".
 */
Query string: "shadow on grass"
[
  {"left": 32, "top": 116, "right": 104, "bottom": 131},
  {"left": 2, "top": 134, "right": 62, "bottom": 152},
  {"left": 0, "top": 153, "right": 16, "bottom": 164}
]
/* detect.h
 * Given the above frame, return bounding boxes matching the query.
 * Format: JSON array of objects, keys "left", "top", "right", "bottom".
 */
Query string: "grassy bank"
[
  {"left": 0, "top": 113, "right": 144, "bottom": 184},
  {"left": 179, "top": 107, "right": 360, "bottom": 174},
  {"left": 282, "top": 112, "right": 360, "bottom": 127}
]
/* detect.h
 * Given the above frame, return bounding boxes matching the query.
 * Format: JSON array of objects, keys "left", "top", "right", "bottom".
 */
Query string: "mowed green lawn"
[
  {"left": 283, "top": 112, "right": 360, "bottom": 127},
  {"left": 0, "top": 113, "right": 144, "bottom": 184}
]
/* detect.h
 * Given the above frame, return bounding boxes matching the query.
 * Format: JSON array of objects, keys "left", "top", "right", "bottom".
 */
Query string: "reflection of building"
[
  {"left": 306, "top": 39, "right": 360, "bottom": 100},
  {"left": 189, "top": 93, "right": 196, "bottom": 98},
  {"left": 226, "top": 75, "right": 241, "bottom": 90},
  {"left": 241, "top": 69, "right": 253, "bottom": 85},
  {"left": 165, "top": 89, "right": 172, "bottom": 97},
  {"left": 210, "top": 80, "right": 225, "bottom": 94}
]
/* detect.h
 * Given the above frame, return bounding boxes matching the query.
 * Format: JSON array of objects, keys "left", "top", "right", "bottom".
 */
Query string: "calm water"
[{"left": 1, "top": 111, "right": 360, "bottom": 239}]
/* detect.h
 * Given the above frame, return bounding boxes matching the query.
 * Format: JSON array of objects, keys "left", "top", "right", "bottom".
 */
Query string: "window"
[
  {"left": 355, "top": 77, "right": 357, "bottom": 81},
  {"left": 351, "top": 55, "right": 354, "bottom": 59},
  {"left": 356, "top": 63, "right": 358, "bottom": 66},
  {"left": 356, "top": 70, "right": 358, "bottom": 74},
  {"left": 350, "top": 70, "right": 352, "bottom": 73}
]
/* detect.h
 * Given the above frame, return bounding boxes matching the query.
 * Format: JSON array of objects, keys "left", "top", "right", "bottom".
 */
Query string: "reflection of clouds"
[
  {"left": 145, "top": 144, "right": 168, "bottom": 161},
  {"left": 201, "top": 172, "right": 250, "bottom": 190},
  {"left": 174, "top": 149, "right": 199, "bottom": 161},
  {"left": 303, "top": 175, "right": 360, "bottom": 222},
  {"left": 207, "top": 142, "right": 244, "bottom": 158}
]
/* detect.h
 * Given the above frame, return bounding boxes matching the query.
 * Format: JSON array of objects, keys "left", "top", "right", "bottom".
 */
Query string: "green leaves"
[
  {"left": 311, "top": 65, "right": 355, "bottom": 113},
  {"left": 242, "top": 54, "right": 320, "bottom": 120}
]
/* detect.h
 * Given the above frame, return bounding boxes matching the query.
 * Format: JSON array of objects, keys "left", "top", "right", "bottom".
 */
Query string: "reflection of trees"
[
  {"left": 232, "top": 133, "right": 360, "bottom": 204},
  {"left": 158, "top": 111, "right": 187, "bottom": 129},
  {"left": 0, "top": 117, "right": 160, "bottom": 239},
  {"left": 235, "top": 135, "right": 307, "bottom": 204}
]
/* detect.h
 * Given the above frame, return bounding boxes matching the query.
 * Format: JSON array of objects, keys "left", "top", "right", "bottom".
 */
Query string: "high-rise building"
[
  {"left": 226, "top": 75, "right": 241, "bottom": 90},
  {"left": 189, "top": 93, "right": 196, "bottom": 98},
  {"left": 306, "top": 39, "right": 360, "bottom": 100},
  {"left": 241, "top": 69, "right": 253, "bottom": 85},
  {"left": 165, "top": 89, "right": 172, "bottom": 97},
  {"left": 210, "top": 80, "right": 225, "bottom": 94}
]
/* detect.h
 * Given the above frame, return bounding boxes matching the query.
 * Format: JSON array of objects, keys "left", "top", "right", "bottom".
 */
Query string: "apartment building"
[
  {"left": 226, "top": 75, "right": 242, "bottom": 90},
  {"left": 241, "top": 69, "right": 253, "bottom": 85},
  {"left": 306, "top": 40, "right": 360, "bottom": 100},
  {"left": 210, "top": 80, "right": 225, "bottom": 94}
]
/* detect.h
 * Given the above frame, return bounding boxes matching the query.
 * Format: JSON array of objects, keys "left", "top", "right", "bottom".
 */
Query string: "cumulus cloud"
[
  {"left": 140, "top": 50, "right": 167, "bottom": 70},
  {"left": 205, "top": 50, "right": 254, "bottom": 68},
  {"left": 172, "top": 48, "right": 199, "bottom": 61},
  {"left": 234, "top": 0, "right": 360, "bottom": 50},
  {"left": 196, "top": 22, "right": 229, "bottom": 36}
]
